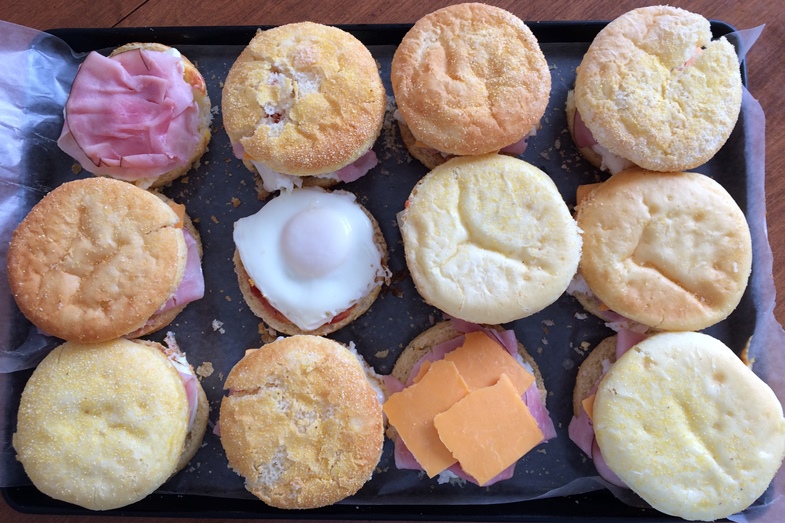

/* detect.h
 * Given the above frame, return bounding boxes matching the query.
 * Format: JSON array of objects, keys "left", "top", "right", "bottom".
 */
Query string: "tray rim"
[{"left": 2, "top": 20, "right": 747, "bottom": 521}]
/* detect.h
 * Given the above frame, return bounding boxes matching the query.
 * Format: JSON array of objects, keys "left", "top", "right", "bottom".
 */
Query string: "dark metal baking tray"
[{"left": 0, "top": 21, "right": 756, "bottom": 521}]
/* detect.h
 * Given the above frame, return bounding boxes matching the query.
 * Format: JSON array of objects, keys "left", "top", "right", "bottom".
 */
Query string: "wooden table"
[{"left": 1, "top": 1, "right": 783, "bottom": 522}]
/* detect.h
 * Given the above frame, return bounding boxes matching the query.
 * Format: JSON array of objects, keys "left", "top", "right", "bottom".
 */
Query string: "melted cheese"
[
  {"left": 444, "top": 331, "right": 534, "bottom": 394},
  {"left": 383, "top": 360, "right": 470, "bottom": 477},
  {"left": 433, "top": 374, "right": 544, "bottom": 486}
]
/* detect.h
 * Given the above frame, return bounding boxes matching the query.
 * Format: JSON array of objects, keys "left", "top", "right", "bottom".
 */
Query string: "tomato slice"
[{"left": 249, "top": 283, "right": 354, "bottom": 328}]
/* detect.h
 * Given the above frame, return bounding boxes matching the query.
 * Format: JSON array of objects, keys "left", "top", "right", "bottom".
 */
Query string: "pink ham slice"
[
  {"left": 156, "top": 228, "right": 204, "bottom": 314},
  {"left": 572, "top": 109, "right": 598, "bottom": 148},
  {"left": 58, "top": 49, "right": 200, "bottom": 181},
  {"left": 335, "top": 150, "right": 378, "bottom": 183},
  {"left": 499, "top": 135, "right": 530, "bottom": 156}
]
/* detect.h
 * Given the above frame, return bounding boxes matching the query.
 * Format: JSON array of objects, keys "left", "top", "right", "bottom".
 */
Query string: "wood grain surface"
[{"left": 0, "top": 1, "right": 783, "bottom": 522}]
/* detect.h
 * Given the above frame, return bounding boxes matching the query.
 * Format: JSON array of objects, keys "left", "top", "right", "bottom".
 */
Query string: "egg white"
[{"left": 233, "top": 187, "right": 385, "bottom": 331}]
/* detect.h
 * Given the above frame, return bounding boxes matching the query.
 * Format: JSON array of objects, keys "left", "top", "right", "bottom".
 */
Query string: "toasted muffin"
[
  {"left": 6, "top": 177, "right": 203, "bottom": 342},
  {"left": 576, "top": 168, "right": 752, "bottom": 331},
  {"left": 399, "top": 154, "right": 581, "bottom": 324},
  {"left": 222, "top": 23, "right": 387, "bottom": 194},
  {"left": 219, "top": 335, "right": 384, "bottom": 509},
  {"left": 12, "top": 338, "right": 208, "bottom": 511},
  {"left": 391, "top": 3, "right": 550, "bottom": 167},
  {"left": 58, "top": 42, "right": 212, "bottom": 189},
  {"left": 569, "top": 6, "right": 742, "bottom": 172},
  {"left": 571, "top": 335, "right": 617, "bottom": 419},
  {"left": 232, "top": 187, "right": 388, "bottom": 336},
  {"left": 592, "top": 332, "right": 785, "bottom": 521}
]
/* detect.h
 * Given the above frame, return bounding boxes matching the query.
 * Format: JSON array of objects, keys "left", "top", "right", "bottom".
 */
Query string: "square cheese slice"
[
  {"left": 433, "top": 373, "right": 544, "bottom": 486},
  {"left": 444, "top": 331, "right": 535, "bottom": 394},
  {"left": 383, "top": 359, "right": 470, "bottom": 477}
]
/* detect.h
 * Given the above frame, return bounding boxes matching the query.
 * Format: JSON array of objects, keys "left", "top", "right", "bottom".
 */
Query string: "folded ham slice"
[
  {"left": 58, "top": 49, "right": 200, "bottom": 181},
  {"left": 157, "top": 228, "right": 205, "bottom": 314}
]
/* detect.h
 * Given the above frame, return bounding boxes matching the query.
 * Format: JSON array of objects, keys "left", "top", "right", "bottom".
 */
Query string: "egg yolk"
[{"left": 281, "top": 206, "right": 353, "bottom": 278}]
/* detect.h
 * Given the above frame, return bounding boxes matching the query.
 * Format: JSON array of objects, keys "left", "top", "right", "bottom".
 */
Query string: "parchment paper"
[{"left": 0, "top": 20, "right": 781, "bottom": 521}]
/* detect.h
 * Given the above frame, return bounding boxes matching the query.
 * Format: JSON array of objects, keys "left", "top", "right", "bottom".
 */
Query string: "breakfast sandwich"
[
  {"left": 571, "top": 168, "right": 752, "bottom": 332},
  {"left": 13, "top": 337, "right": 208, "bottom": 511},
  {"left": 58, "top": 42, "right": 212, "bottom": 189},
  {"left": 398, "top": 154, "right": 581, "bottom": 324},
  {"left": 391, "top": 3, "right": 551, "bottom": 169},
  {"left": 6, "top": 177, "right": 205, "bottom": 342},
  {"left": 382, "top": 319, "right": 555, "bottom": 486},
  {"left": 218, "top": 335, "right": 384, "bottom": 509},
  {"left": 566, "top": 6, "right": 742, "bottom": 173},
  {"left": 232, "top": 186, "right": 389, "bottom": 336},
  {"left": 222, "top": 23, "right": 386, "bottom": 196},
  {"left": 568, "top": 332, "right": 785, "bottom": 521}
]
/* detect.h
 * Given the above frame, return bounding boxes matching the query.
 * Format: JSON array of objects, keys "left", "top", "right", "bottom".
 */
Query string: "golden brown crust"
[
  {"left": 7, "top": 178, "right": 187, "bottom": 343},
  {"left": 219, "top": 336, "right": 384, "bottom": 509},
  {"left": 571, "top": 335, "right": 617, "bottom": 417},
  {"left": 391, "top": 3, "right": 550, "bottom": 156},
  {"left": 573, "top": 6, "right": 742, "bottom": 171},
  {"left": 12, "top": 339, "right": 190, "bottom": 511},
  {"left": 576, "top": 168, "right": 752, "bottom": 331},
  {"left": 109, "top": 43, "right": 212, "bottom": 189},
  {"left": 222, "top": 24, "right": 386, "bottom": 176},
  {"left": 233, "top": 201, "right": 388, "bottom": 336},
  {"left": 392, "top": 321, "right": 547, "bottom": 400},
  {"left": 594, "top": 332, "right": 785, "bottom": 521},
  {"left": 399, "top": 154, "right": 581, "bottom": 324}
]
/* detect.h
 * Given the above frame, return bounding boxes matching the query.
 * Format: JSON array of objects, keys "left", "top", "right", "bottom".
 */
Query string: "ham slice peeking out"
[
  {"left": 58, "top": 49, "right": 201, "bottom": 181},
  {"left": 382, "top": 319, "right": 556, "bottom": 486},
  {"left": 567, "top": 330, "right": 648, "bottom": 488}
]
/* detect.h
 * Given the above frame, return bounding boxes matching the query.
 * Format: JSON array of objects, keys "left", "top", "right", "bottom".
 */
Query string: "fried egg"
[{"left": 233, "top": 187, "right": 386, "bottom": 331}]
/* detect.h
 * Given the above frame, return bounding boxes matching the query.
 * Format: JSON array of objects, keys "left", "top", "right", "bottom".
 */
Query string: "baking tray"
[{"left": 0, "top": 21, "right": 764, "bottom": 521}]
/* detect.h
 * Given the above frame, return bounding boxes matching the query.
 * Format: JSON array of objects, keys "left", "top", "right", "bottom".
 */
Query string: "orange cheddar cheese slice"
[
  {"left": 383, "top": 359, "right": 470, "bottom": 477},
  {"left": 167, "top": 200, "right": 186, "bottom": 229},
  {"left": 444, "top": 331, "right": 534, "bottom": 395},
  {"left": 582, "top": 393, "right": 596, "bottom": 422},
  {"left": 412, "top": 360, "right": 432, "bottom": 384},
  {"left": 433, "top": 373, "right": 544, "bottom": 486}
]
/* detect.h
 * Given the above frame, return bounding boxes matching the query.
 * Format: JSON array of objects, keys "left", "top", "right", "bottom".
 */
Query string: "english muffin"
[
  {"left": 399, "top": 154, "right": 581, "bottom": 324},
  {"left": 576, "top": 168, "right": 752, "bottom": 331},
  {"left": 13, "top": 338, "right": 208, "bottom": 511},
  {"left": 218, "top": 335, "right": 384, "bottom": 509},
  {"left": 391, "top": 3, "right": 551, "bottom": 168},
  {"left": 222, "top": 23, "right": 387, "bottom": 195},
  {"left": 590, "top": 332, "right": 785, "bottom": 521},
  {"left": 6, "top": 177, "right": 204, "bottom": 342},
  {"left": 58, "top": 42, "right": 212, "bottom": 189},
  {"left": 232, "top": 187, "right": 389, "bottom": 336},
  {"left": 568, "top": 6, "right": 742, "bottom": 173}
]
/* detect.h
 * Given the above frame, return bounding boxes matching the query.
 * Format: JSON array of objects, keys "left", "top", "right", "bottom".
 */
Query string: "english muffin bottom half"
[
  {"left": 575, "top": 168, "right": 752, "bottom": 332},
  {"left": 232, "top": 187, "right": 389, "bottom": 336},
  {"left": 575, "top": 332, "right": 785, "bottom": 521},
  {"left": 58, "top": 42, "right": 212, "bottom": 189},
  {"left": 391, "top": 3, "right": 551, "bottom": 169},
  {"left": 568, "top": 5, "right": 742, "bottom": 173},
  {"left": 6, "top": 177, "right": 204, "bottom": 342},
  {"left": 218, "top": 335, "right": 384, "bottom": 509},
  {"left": 399, "top": 154, "right": 581, "bottom": 324},
  {"left": 222, "top": 22, "right": 387, "bottom": 196},
  {"left": 12, "top": 338, "right": 208, "bottom": 511}
]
